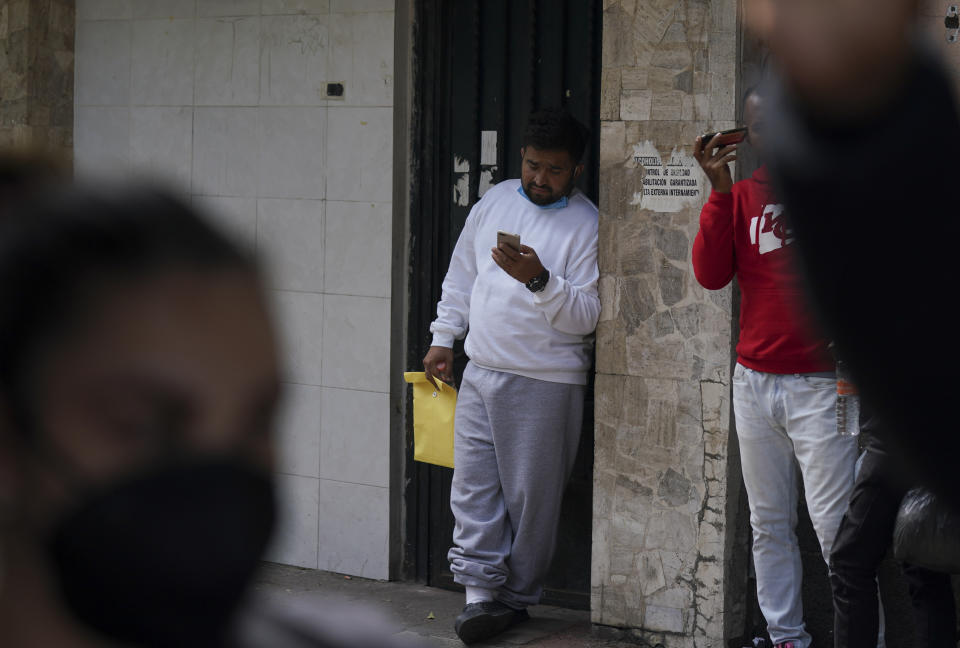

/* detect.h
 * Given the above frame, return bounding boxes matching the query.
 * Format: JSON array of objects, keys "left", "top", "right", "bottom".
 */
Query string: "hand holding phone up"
[{"left": 693, "top": 129, "right": 742, "bottom": 194}]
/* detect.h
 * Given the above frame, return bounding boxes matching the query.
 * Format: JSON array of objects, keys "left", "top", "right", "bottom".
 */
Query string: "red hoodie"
[{"left": 692, "top": 166, "right": 833, "bottom": 374}]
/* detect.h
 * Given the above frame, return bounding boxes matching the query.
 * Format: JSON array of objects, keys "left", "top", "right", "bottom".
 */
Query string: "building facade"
[{"left": 1, "top": 0, "right": 957, "bottom": 643}]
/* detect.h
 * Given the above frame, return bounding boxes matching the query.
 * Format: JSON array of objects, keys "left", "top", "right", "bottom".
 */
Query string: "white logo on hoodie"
[{"left": 749, "top": 203, "right": 794, "bottom": 255}]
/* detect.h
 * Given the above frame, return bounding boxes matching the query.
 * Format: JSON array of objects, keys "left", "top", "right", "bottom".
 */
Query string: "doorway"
[{"left": 404, "top": 0, "right": 602, "bottom": 609}]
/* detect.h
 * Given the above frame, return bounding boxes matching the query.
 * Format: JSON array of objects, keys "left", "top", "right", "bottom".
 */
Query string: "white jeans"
[{"left": 732, "top": 363, "right": 858, "bottom": 647}]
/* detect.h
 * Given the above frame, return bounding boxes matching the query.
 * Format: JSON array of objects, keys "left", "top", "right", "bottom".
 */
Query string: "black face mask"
[{"left": 46, "top": 459, "right": 276, "bottom": 648}]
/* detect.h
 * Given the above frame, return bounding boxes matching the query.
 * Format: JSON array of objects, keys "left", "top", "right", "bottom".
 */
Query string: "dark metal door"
[{"left": 406, "top": 0, "right": 601, "bottom": 609}]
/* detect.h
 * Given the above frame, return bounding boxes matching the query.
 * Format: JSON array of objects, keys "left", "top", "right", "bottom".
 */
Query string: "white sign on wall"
[{"left": 629, "top": 141, "right": 704, "bottom": 213}]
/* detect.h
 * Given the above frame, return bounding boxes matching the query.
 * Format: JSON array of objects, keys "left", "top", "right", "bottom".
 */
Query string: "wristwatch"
[{"left": 525, "top": 268, "right": 550, "bottom": 293}]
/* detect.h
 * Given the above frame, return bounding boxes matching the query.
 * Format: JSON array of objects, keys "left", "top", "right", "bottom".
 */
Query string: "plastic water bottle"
[{"left": 836, "top": 359, "right": 860, "bottom": 437}]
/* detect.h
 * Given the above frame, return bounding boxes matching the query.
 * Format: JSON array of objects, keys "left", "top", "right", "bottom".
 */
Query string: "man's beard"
[{"left": 524, "top": 177, "right": 575, "bottom": 206}]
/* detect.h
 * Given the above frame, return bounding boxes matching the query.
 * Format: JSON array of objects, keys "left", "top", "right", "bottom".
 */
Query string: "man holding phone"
[
  {"left": 692, "top": 87, "right": 859, "bottom": 648},
  {"left": 422, "top": 108, "right": 599, "bottom": 644}
]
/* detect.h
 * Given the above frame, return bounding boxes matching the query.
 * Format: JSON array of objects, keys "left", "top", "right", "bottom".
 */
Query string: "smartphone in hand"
[
  {"left": 497, "top": 230, "right": 521, "bottom": 252},
  {"left": 701, "top": 127, "right": 748, "bottom": 148}
]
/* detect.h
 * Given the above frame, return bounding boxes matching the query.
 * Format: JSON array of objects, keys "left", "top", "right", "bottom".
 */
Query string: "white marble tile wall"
[{"left": 75, "top": 0, "right": 395, "bottom": 579}]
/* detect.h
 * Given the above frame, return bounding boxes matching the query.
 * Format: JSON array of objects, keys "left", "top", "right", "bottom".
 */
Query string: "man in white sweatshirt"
[{"left": 423, "top": 109, "right": 600, "bottom": 645}]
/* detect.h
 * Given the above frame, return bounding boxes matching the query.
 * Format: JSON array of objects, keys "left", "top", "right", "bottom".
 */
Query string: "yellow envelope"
[{"left": 403, "top": 372, "right": 456, "bottom": 469}]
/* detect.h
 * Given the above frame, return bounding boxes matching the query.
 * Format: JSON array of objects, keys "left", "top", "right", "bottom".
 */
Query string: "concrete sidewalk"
[{"left": 250, "top": 563, "right": 642, "bottom": 648}]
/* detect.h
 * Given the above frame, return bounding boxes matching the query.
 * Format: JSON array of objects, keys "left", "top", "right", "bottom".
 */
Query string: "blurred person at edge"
[
  {"left": 743, "top": 2, "right": 960, "bottom": 645},
  {"left": 0, "top": 182, "right": 416, "bottom": 648},
  {"left": 745, "top": 2, "right": 960, "bottom": 507},
  {"left": 692, "top": 88, "right": 859, "bottom": 648}
]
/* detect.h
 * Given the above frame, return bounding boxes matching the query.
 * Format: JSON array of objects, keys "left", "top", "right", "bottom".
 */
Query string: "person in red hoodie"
[{"left": 692, "top": 88, "right": 859, "bottom": 648}]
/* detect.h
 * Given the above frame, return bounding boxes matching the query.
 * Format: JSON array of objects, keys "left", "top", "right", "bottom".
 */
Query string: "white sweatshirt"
[{"left": 430, "top": 179, "right": 600, "bottom": 385}]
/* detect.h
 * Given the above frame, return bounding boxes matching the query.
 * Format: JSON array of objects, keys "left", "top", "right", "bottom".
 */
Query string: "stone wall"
[
  {"left": 0, "top": 0, "right": 74, "bottom": 159},
  {"left": 592, "top": 0, "right": 741, "bottom": 644}
]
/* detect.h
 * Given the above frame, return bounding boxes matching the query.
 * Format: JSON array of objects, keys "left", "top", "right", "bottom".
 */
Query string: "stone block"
[
  {"left": 695, "top": 560, "right": 723, "bottom": 600},
  {"left": 655, "top": 225, "right": 690, "bottom": 261},
  {"left": 708, "top": 70, "right": 736, "bottom": 122},
  {"left": 696, "top": 523, "right": 723, "bottom": 561},
  {"left": 601, "top": 120, "right": 627, "bottom": 165},
  {"left": 647, "top": 66, "right": 677, "bottom": 92},
  {"left": 645, "top": 509, "right": 697, "bottom": 553},
  {"left": 595, "top": 373, "right": 625, "bottom": 424},
  {"left": 608, "top": 521, "right": 644, "bottom": 575},
  {"left": 620, "top": 89, "right": 651, "bottom": 122},
  {"left": 657, "top": 468, "right": 693, "bottom": 507},
  {"left": 685, "top": 1, "right": 710, "bottom": 39},
  {"left": 700, "top": 380, "right": 729, "bottom": 433},
  {"left": 633, "top": 0, "right": 677, "bottom": 46},
  {"left": 601, "top": 68, "right": 622, "bottom": 121},
  {"left": 651, "top": 45, "right": 692, "bottom": 71},
  {"left": 599, "top": 165, "right": 644, "bottom": 215},
  {"left": 621, "top": 68, "right": 648, "bottom": 90},
  {"left": 596, "top": 320, "right": 627, "bottom": 376},
  {"left": 645, "top": 399, "right": 678, "bottom": 449},
  {"left": 620, "top": 375, "right": 650, "bottom": 424},
  {"left": 674, "top": 68, "right": 693, "bottom": 94},
  {"left": 664, "top": 635, "right": 696, "bottom": 648},
  {"left": 659, "top": 549, "right": 683, "bottom": 583},
  {"left": 658, "top": 261, "right": 686, "bottom": 306},
  {"left": 603, "top": 5, "right": 637, "bottom": 69},
  {"left": 593, "top": 471, "right": 617, "bottom": 520},
  {"left": 651, "top": 90, "right": 685, "bottom": 121},
  {"left": 593, "top": 423, "right": 618, "bottom": 483},
  {"left": 648, "top": 586, "right": 693, "bottom": 610},
  {"left": 635, "top": 551, "right": 666, "bottom": 595},
  {"left": 671, "top": 302, "right": 701, "bottom": 338},
  {"left": 645, "top": 605, "right": 684, "bottom": 633},
  {"left": 710, "top": 0, "right": 737, "bottom": 34},
  {"left": 599, "top": 275, "right": 619, "bottom": 323},
  {"left": 652, "top": 309, "right": 675, "bottom": 338},
  {"left": 618, "top": 227, "right": 655, "bottom": 275},
  {"left": 661, "top": 21, "right": 688, "bottom": 44},
  {"left": 7, "top": 0, "right": 28, "bottom": 33},
  {"left": 620, "top": 276, "right": 657, "bottom": 329},
  {"left": 681, "top": 95, "right": 694, "bottom": 121}
]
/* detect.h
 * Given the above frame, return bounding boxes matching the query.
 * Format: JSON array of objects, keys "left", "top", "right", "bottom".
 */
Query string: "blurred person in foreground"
[
  {"left": 745, "top": 1, "right": 960, "bottom": 644},
  {"left": 0, "top": 181, "right": 413, "bottom": 648},
  {"left": 693, "top": 88, "right": 858, "bottom": 648},
  {"left": 746, "top": 0, "right": 960, "bottom": 508}
]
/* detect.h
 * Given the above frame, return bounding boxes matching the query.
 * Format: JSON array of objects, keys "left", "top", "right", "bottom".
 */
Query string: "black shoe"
[
  {"left": 454, "top": 601, "right": 521, "bottom": 644},
  {"left": 509, "top": 607, "right": 530, "bottom": 626}
]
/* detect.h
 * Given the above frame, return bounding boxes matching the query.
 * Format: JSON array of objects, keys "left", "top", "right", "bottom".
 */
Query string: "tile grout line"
[{"left": 316, "top": 0, "right": 331, "bottom": 567}]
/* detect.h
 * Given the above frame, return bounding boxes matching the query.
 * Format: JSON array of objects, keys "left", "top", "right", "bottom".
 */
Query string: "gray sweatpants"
[{"left": 447, "top": 362, "right": 584, "bottom": 609}]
